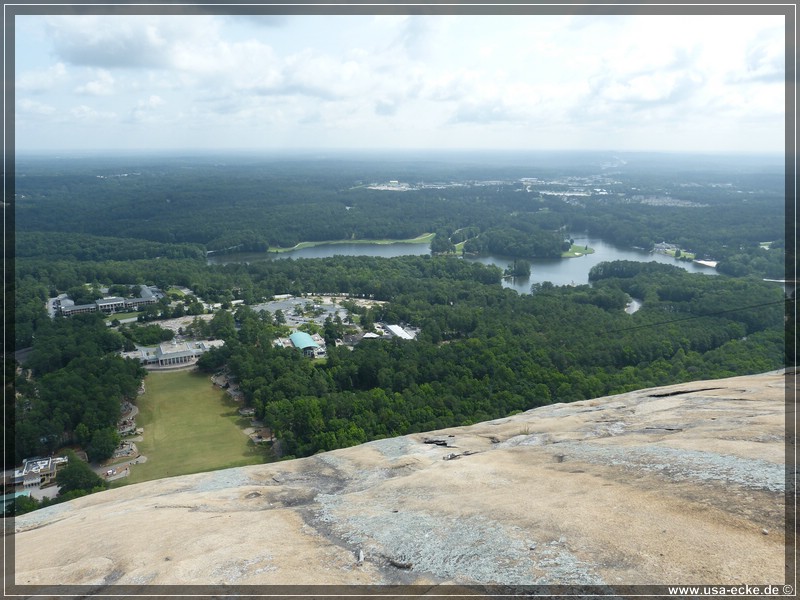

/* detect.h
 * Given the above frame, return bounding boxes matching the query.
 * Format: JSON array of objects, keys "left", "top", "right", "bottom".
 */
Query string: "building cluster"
[
  {"left": 53, "top": 285, "right": 164, "bottom": 317},
  {"left": 653, "top": 242, "right": 679, "bottom": 253},
  {"left": 340, "top": 323, "right": 419, "bottom": 346},
  {"left": 275, "top": 322, "right": 419, "bottom": 359}
]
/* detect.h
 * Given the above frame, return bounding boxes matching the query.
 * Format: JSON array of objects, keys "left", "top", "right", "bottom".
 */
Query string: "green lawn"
[
  {"left": 665, "top": 249, "right": 696, "bottom": 260},
  {"left": 270, "top": 233, "right": 434, "bottom": 253},
  {"left": 116, "top": 370, "right": 268, "bottom": 486},
  {"left": 561, "top": 244, "right": 596, "bottom": 258}
]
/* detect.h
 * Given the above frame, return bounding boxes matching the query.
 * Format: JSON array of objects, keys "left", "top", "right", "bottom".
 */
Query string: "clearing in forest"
[{"left": 117, "top": 370, "right": 268, "bottom": 486}]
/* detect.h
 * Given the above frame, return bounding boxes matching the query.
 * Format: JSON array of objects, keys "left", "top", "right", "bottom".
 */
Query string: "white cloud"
[
  {"left": 280, "top": 50, "right": 362, "bottom": 99},
  {"left": 14, "top": 13, "right": 786, "bottom": 153},
  {"left": 144, "top": 95, "right": 164, "bottom": 108},
  {"left": 225, "top": 15, "right": 288, "bottom": 28},
  {"left": 17, "top": 98, "right": 56, "bottom": 116},
  {"left": 129, "top": 95, "right": 165, "bottom": 123},
  {"left": 69, "top": 104, "right": 117, "bottom": 121},
  {"left": 391, "top": 15, "right": 434, "bottom": 59},
  {"left": 45, "top": 15, "right": 171, "bottom": 68},
  {"left": 374, "top": 98, "right": 399, "bottom": 116},
  {"left": 599, "top": 71, "right": 704, "bottom": 106},
  {"left": 422, "top": 69, "right": 482, "bottom": 103},
  {"left": 75, "top": 69, "right": 115, "bottom": 96},
  {"left": 43, "top": 15, "right": 227, "bottom": 70},
  {"left": 738, "top": 30, "right": 785, "bottom": 83},
  {"left": 449, "top": 98, "right": 523, "bottom": 125},
  {"left": 16, "top": 62, "right": 67, "bottom": 93},
  {"left": 172, "top": 34, "right": 270, "bottom": 76}
]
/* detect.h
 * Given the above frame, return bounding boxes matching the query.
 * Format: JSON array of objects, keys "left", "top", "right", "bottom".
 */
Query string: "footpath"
[{"left": 92, "top": 400, "right": 147, "bottom": 482}]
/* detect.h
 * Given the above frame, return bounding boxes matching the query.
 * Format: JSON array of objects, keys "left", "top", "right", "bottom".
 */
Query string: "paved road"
[
  {"left": 106, "top": 317, "right": 138, "bottom": 326},
  {"left": 96, "top": 455, "right": 147, "bottom": 482}
]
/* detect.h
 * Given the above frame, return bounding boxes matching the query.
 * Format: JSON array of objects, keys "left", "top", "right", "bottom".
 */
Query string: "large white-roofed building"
[{"left": 385, "top": 324, "right": 416, "bottom": 340}]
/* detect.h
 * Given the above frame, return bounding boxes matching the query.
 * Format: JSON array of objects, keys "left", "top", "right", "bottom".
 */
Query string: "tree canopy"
[{"left": 9, "top": 152, "right": 790, "bottom": 471}]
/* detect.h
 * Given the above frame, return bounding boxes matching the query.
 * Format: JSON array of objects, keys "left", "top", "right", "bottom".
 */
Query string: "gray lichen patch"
[
  {"left": 314, "top": 494, "right": 603, "bottom": 586},
  {"left": 549, "top": 443, "right": 784, "bottom": 492}
]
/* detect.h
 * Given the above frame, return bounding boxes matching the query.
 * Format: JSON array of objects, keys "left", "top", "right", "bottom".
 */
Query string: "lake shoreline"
[
  {"left": 208, "top": 234, "right": 717, "bottom": 293},
  {"left": 268, "top": 233, "right": 435, "bottom": 253}
]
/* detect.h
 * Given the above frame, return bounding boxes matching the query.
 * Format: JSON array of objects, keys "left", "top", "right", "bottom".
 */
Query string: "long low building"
[
  {"left": 95, "top": 297, "right": 127, "bottom": 313},
  {"left": 385, "top": 324, "right": 416, "bottom": 340},
  {"left": 55, "top": 285, "right": 164, "bottom": 317},
  {"left": 123, "top": 340, "right": 225, "bottom": 368},
  {"left": 58, "top": 303, "right": 97, "bottom": 316}
]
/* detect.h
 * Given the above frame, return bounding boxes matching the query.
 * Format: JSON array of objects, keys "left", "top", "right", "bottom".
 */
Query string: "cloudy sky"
[{"left": 15, "top": 11, "right": 786, "bottom": 154}]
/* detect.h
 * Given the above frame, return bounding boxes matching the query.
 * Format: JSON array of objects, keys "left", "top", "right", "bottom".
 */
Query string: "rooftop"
[
  {"left": 289, "top": 331, "right": 320, "bottom": 349},
  {"left": 96, "top": 296, "right": 127, "bottom": 305},
  {"left": 386, "top": 324, "right": 415, "bottom": 340}
]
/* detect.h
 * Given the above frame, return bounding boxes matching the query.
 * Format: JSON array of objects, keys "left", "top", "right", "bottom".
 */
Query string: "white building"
[
  {"left": 386, "top": 324, "right": 416, "bottom": 340},
  {"left": 96, "top": 297, "right": 127, "bottom": 313},
  {"left": 124, "top": 340, "right": 226, "bottom": 368},
  {"left": 11, "top": 456, "right": 69, "bottom": 488}
]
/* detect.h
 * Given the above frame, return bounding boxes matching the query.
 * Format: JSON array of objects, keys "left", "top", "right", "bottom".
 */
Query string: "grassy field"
[
  {"left": 116, "top": 370, "right": 268, "bottom": 486},
  {"left": 166, "top": 287, "right": 186, "bottom": 297},
  {"left": 270, "top": 233, "right": 434, "bottom": 253},
  {"left": 561, "top": 244, "right": 596, "bottom": 258},
  {"left": 664, "top": 249, "right": 696, "bottom": 260}
]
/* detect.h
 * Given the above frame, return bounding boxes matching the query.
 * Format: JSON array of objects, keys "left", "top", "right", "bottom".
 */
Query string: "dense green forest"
[
  {"left": 13, "top": 312, "right": 145, "bottom": 463},
  {"left": 195, "top": 258, "right": 785, "bottom": 457},
  {"left": 10, "top": 253, "right": 787, "bottom": 464},
  {"left": 14, "top": 151, "right": 786, "bottom": 277},
  {"left": 8, "top": 151, "right": 791, "bottom": 470}
]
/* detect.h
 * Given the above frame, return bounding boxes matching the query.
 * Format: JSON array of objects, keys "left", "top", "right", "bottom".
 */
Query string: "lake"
[
  {"left": 207, "top": 234, "right": 717, "bottom": 294},
  {"left": 465, "top": 234, "right": 717, "bottom": 294},
  {"left": 206, "top": 242, "right": 430, "bottom": 266}
]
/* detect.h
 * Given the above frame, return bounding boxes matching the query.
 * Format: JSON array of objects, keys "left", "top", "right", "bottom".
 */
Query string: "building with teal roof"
[{"left": 289, "top": 332, "right": 320, "bottom": 357}]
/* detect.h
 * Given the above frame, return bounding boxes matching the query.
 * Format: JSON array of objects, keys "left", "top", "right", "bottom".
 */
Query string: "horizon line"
[{"left": 13, "top": 147, "right": 786, "bottom": 156}]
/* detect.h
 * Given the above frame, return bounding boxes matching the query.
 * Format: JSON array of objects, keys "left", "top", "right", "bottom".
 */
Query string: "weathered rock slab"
[{"left": 13, "top": 370, "right": 792, "bottom": 588}]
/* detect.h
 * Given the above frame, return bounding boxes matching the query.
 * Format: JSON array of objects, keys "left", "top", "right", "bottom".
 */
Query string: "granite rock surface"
[{"left": 13, "top": 370, "right": 792, "bottom": 590}]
